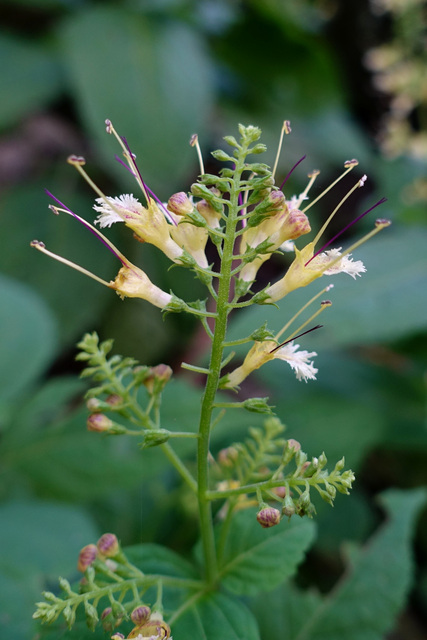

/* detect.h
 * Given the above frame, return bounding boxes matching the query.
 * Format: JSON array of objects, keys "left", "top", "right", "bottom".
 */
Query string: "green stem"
[{"left": 197, "top": 149, "right": 247, "bottom": 585}]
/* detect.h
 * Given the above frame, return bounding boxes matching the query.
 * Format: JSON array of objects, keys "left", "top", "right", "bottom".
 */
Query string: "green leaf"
[
  {"left": 219, "top": 508, "right": 316, "bottom": 596},
  {"left": 251, "top": 581, "right": 322, "bottom": 640},
  {"left": 172, "top": 591, "right": 260, "bottom": 640},
  {"left": 60, "top": 7, "right": 214, "bottom": 194},
  {"left": 292, "top": 488, "right": 427, "bottom": 640},
  {"left": 0, "top": 34, "right": 62, "bottom": 128},
  {"left": 0, "top": 275, "right": 58, "bottom": 402}
]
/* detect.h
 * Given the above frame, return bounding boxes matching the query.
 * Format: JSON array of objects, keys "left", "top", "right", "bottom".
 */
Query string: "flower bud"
[
  {"left": 218, "top": 446, "right": 239, "bottom": 467},
  {"left": 131, "top": 605, "right": 151, "bottom": 625},
  {"left": 257, "top": 506, "right": 281, "bottom": 528},
  {"left": 106, "top": 394, "right": 123, "bottom": 407},
  {"left": 86, "top": 397, "right": 103, "bottom": 412},
  {"left": 87, "top": 413, "right": 114, "bottom": 432},
  {"left": 143, "top": 364, "right": 173, "bottom": 394},
  {"left": 101, "top": 607, "right": 114, "bottom": 631},
  {"left": 77, "top": 544, "right": 97, "bottom": 573},
  {"left": 167, "top": 192, "right": 194, "bottom": 216},
  {"left": 282, "top": 493, "right": 296, "bottom": 517},
  {"left": 283, "top": 209, "right": 311, "bottom": 240},
  {"left": 97, "top": 533, "right": 119, "bottom": 557}
]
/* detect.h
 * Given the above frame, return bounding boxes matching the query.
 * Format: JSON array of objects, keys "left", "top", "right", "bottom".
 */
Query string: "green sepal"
[
  {"left": 223, "top": 135, "right": 240, "bottom": 149},
  {"left": 250, "top": 323, "right": 276, "bottom": 341},
  {"left": 242, "top": 397, "right": 274, "bottom": 414},
  {"left": 185, "top": 298, "right": 208, "bottom": 314},
  {"left": 141, "top": 429, "right": 171, "bottom": 448},
  {"left": 246, "top": 144, "right": 267, "bottom": 155},
  {"left": 162, "top": 293, "right": 187, "bottom": 314},
  {"left": 211, "top": 149, "right": 234, "bottom": 163},
  {"left": 234, "top": 278, "right": 253, "bottom": 299},
  {"left": 183, "top": 208, "right": 208, "bottom": 228},
  {"left": 238, "top": 123, "right": 262, "bottom": 143},
  {"left": 244, "top": 160, "right": 269, "bottom": 172}
]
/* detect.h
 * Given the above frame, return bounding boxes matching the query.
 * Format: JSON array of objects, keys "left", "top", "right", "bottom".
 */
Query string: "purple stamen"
[
  {"left": 270, "top": 324, "right": 323, "bottom": 353},
  {"left": 280, "top": 155, "right": 306, "bottom": 190},
  {"left": 44, "top": 189, "right": 125, "bottom": 264},
  {"left": 118, "top": 136, "right": 176, "bottom": 226},
  {"left": 115, "top": 154, "right": 137, "bottom": 178},
  {"left": 305, "top": 196, "right": 387, "bottom": 266}
]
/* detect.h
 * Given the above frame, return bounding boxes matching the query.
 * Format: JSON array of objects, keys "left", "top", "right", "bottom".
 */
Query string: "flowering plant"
[{"left": 32, "top": 121, "right": 390, "bottom": 639}]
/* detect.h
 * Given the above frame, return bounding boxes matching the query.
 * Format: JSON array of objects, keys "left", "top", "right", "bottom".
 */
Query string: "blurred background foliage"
[{"left": 0, "top": 0, "right": 426, "bottom": 638}]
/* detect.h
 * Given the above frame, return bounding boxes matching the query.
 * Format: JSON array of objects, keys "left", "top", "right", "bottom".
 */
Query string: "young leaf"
[{"left": 219, "top": 508, "right": 316, "bottom": 595}]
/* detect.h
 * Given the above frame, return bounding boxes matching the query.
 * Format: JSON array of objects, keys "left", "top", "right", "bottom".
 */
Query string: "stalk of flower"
[
  {"left": 221, "top": 287, "right": 333, "bottom": 389},
  {"left": 260, "top": 168, "right": 391, "bottom": 303},
  {"left": 30, "top": 193, "right": 175, "bottom": 310}
]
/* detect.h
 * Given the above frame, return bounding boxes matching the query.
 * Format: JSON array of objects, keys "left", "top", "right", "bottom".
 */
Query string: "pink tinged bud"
[
  {"left": 143, "top": 364, "right": 173, "bottom": 394},
  {"left": 273, "top": 486, "right": 287, "bottom": 499},
  {"left": 86, "top": 397, "right": 103, "bottom": 412},
  {"left": 87, "top": 413, "right": 114, "bottom": 432},
  {"left": 284, "top": 209, "right": 311, "bottom": 240},
  {"left": 106, "top": 393, "right": 123, "bottom": 406},
  {"left": 131, "top": 605, "right": 151, "bottom": 625},
  {"left": 196, "top": 191, "right": 222, "bottom": 228},
  {"left": 105, "top": 118, "right": 113, "bottom": 134},
  {"left": 97, "top": 533, "right": 119, "bottom": 557},
  {"left": 101, "top": 607, "right": 119, "bottom": 631},
  {"left": 287, "top": 439, "right": 301, "bottom": 452},
  {"left": 77, "top": 544, "right": 98, "bottom": 572},
  {"left": 109, "top": 264, "right": 172, "bottom": 309},
  {"left": 218, "top": 446, "right": 239, "bottom": 466},
  {"left": 167, "top": 192, "right": 194, "bottom": 216},
  {"left": 257, "top": 507, "right": 281, "bottom": 528}
]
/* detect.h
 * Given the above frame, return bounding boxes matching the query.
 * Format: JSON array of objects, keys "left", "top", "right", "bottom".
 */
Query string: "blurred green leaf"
[
  {"left": 60, "top": 6, "right": 215, "bottom": 193},
  {"left": 219, "top": 508, "right": 316, "bottom": 596},
  {"left": 251, "top": 581, "right": 322, "bottom": 640},
  {"left": 127, "top": 542, "right": 198, "bottom": 577},
  {"left": 291, "top": 488, "right": 427, "bottom": 640},
  {"left": 1, "top": 181, "right": 118, "bottom": 344},
  {"left": 0, "top": 34, "right": 62, "bottom": 129},
  {"left": 0, "top": 500, "right": 99, "bottom": 639},
  {"left": 173, "top": 591, "right": 260, "bottom": 640},
  {"left": 0, "top": 275, "right": 57, "bottom": 402},
  {"left": 1, "top": 404, "right": 159, "bottom": 501},
  {"left": 0, "top": 500, "right": 99, "bottom": 576}
]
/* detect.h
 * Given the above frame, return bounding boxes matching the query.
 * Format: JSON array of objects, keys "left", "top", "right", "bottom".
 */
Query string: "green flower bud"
[
  {"left": 242, "top": 397, "right": 273, "bottom": 414},
  {"left": 282, "top": 493, "right": 296, "bottom": 517}
]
